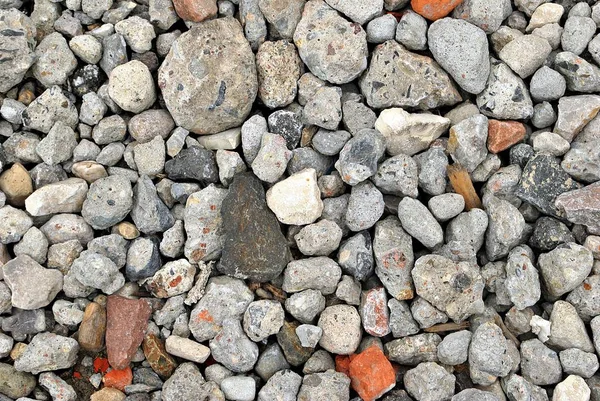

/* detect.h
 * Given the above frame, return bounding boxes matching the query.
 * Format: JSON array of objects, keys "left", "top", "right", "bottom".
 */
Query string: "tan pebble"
[
  {"left": 72, "top": 161, "right": 108, "bottom": 183},
  {"left": 90, "top": 387, "right": 126, "bottom": 401},
  {"left": 10, "top": 342, "right": 27, "bottom": 360},
  {"left": 0, "top": 163, "right": 33, "bottom": 206},
  {"left": 78, "top": 302, "right": 106, "bottom": 353},
  {"left": 112, "top": 222, "right": 139, "bottom": 239}
]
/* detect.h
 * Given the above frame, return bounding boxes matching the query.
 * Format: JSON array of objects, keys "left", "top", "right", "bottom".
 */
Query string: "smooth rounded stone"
[
  {"left": 165, "top": 335, "right": 210, "bottom": 364},
  {"left": 146, "top": 259, "right": 195, "bottom": 298},
  {"left": 220, "top": 376, "right": 255, "bottom": 401},
  {"left": 531, "top": 22, "right": 563, "bottom": 50},
  {"left": 499, "top": 34, "right": 551, "bottom": 79},
  {"left": 560, "top": 349, "right": 599, "bottom": 378},
  {"left": 404, "top": 362, "right": 455, "bottom": 401},
  {"left": 242, "top": 300, "right": 285, "bottom": 342},
  {"left": 25, "top": 178, "right": 87, "bottom": 216},
  {"left": 97, "top": 143, "right": 125, "bottom": 167},
  {"left": 366, "top": 14, "right": 396, "bottom": 43},
  {"left": 35, "top": 121, "right": 78, "bottom": 166},
  {"left": 82, "top": 175, "right": 133, "bottom": 230},
  {"left": 485, "top": 195, "right": 526, "bottom": 261},
  {"left": 312, "top": 308, "right": 361, "bottom": 361},
  {"left": 335, "top": 129, "right": 385, "bottom": 185},
  {"left": 345, "top": 181, "right": 384, "bottom": 232},
  {"left": 0, "top": 12, "right": 35, "bottom": 93},
  {"left": 92, "top": 115, "right": 127, "bottom": 145},
  {"left": 268, "top": 110, "right": 303, "bottom": 150},
  {"left": 532, "top": 102, "right": 557, "bottom": 129},
  {"left": 477, "top": 59, "right": 534, "bottom": 120},
  {"left": 13, "top": 227, "right": 48, "bottom": 264},
  {"left": 428, "top": 193, "right": 465, "bottom": 222},
  {"left": 567, "top": 275, "right": 600, "bottom": 322},
  {"left": 437, "top": 330, "right": 471, "bottom": 366},
  {"left": 0, "top": 164, "right": 32, "bottom": 207},
  {"left": 125, "top": 237, "right": 160, "bottom": 281},
  {"left": 375, "top": 108, "right": 451, "bottom": 156},
  {"left": 69, "top": 34, "right": 103, "bottom": 64},
  {"left": 205, "top": 363, "right": 234, "bottom": 385},
  {"left": 266, "top": 169, "right": 323, "bottom": 225},
  {"left": 189, "top": 276, "right": 253, "bottom": 342},
  {"left": 251, "top": 133, "right": 292, "bottom": 183},
  {"left": 0, "top": 205, "right": 32, "bottom": 245},
  {"left": 210, "top": 319, "right": 259, "bottom": 373},
  {"left": 539, "top": 243, "right": 593, "bottom": 297},
  {"left": 452, "top": 0, "right": 512, "bottom": 33},
  {"left": 3, "top": 255, "right": 62, "bottom": 310},
  {"left": 530, "top": 66, "right": 566, "bottom": 102},
  {"left": 554, "top": 95, "right": 600, "bottom": 142},
  {"left": 295, "top": 220, "right": 342, "bottom": 256},
  {"left": 297, "top": 370, "right": 350, "bottom": 401},
  {"left": 293, "top": 0, "right": 367, "bottom": 84},
  {"left": 256, "top": 40, "right": 302, "bottom": 109},
  {"left": 1, "top": 362, "right": 35, "bottom": 399},
  {"left": 520, "top": 339, "right": 562, "bottom": 386},
  {"left": 303, "top": 350, "right": 335, "bottom": 375},
  {"left": 548, "top": 300, "right": 594, "bottom": 353},
  {"left": 258, "top": 341, "right": 293, "bottom": 377},
  {"left": 337, "top": 231, "right": 373, "bottom": 281},
  {"left": 71, "top": 250, "right": 125, "bottom": 294},
  {"left": 412, "top": 254, "right": 484, "bottom": 322},
  {"left": 469, "top": 322, "right": 513, "bottom": 385},
  {"left": 158, "top": 18, "right": 256, "bottom": 134},
  {"left": 218, "top": 174, "right": 289, "bottom": 281},
  {"left": 108, "top": 60, "right": 155, "bottom": 113},
  {"left": 14, "top": 332, "right": 78, "bottom": 374},
  {"left": 258, "top": 369, "right": 302, "bottom": 401},
  {"left": 414, "top": 147, "right": 448, "bottom": 196},
  {"left": 32, "top": 32, "right": 77, "bottom": 87},
  {"left": 395, "top": 10, "right": 427, "bottom": 50},
  {"left": 360, "top": 41, "right": 461, "bottom": 110},
  {"left": 22, "top": 86, "right": 78, "bottom": 134},
  {"left": 448, "top": 114, "right": 488, "bottom": 172},
  {"left": 554, "top": 52, "right": 600, "bottom": 93},
  {"left": 562, "top": 141, "right": 600, "bottom": 183},
  {"left": 398, "top": 197, "right": 443, "bottom": 249},
  {"left": 532, "top": 131, "right": 569, "bottom": 157},
  {"left": 312, "top": 129, "right": 351, "bottom": 156},
  {"left": 41, "top": 214, "right": 94, "bottom": 246},
  {"left": 285, "top": 289, "right": 326, "bottom": 323},
  {"left": 554, "top": 375, "right": 591, "bottom": 401},
  {"left": 428, "top": 18, "right": 490, "bottom": 94},
  {"left": 372, "top": 154, "right": 418, "bottom": 198},
  {"left": 303, "top": 87, "right": 342, "bottom": 130},
  {"left": 561, "top": 16, "right": 596, "bottom": 55},
  {"left": 128, "top": 110, "right": 175, "bottom": 144}
]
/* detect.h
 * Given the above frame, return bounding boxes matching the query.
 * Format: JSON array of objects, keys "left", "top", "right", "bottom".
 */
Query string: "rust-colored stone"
[
  {"left": 103, "top": 367, "right": 132, "bottom": 391},
  {"left": 106, "top": 295, "right": 151, "bottom": 370},
  {"left": 0, "top": 163, "right": 33, "bottom": 207},
  {"left": 447, "top": 164, "right": 483, "bottom": 211},
  {"left": 78, "top": 302, "right": 107, "bottom": 353},
  {"left": 411, "top": 0, "right": 463, "bottom": 20},
  {"left": 335, "top": 355, "right": 351, "bottom": 376},
  {"left": 487, "top": 119, "right": 526, "bottom": 154},
  {"left": 172, "top": 0, "right": 217, "bottom": 22},
  {"left": 348, "top": 346, "right": 396, "bottom": 401},
  {"left": 142, "top": 334, "right": 177, "bottom": 379}
]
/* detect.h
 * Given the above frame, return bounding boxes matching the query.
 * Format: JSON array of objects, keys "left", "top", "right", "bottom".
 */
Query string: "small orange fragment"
[
  {"left": 348, "top": 346, "right": 396, "bottom": 401},
  {"left": 93, "top": 357, "right": 110, "bottom": 374},
  {"left": 103, "top": 366, "right": 133, "bottom": 391},
  {"left": 411, "top": 0, "right": 464, "bottom": 20},
  {"left": 335, "top": 355, "right": 351, "bottom": 376}
]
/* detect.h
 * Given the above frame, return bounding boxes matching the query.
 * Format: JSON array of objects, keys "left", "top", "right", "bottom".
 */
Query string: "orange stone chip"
[
  {"left": 487, "top": 119, "right": 526, "bottom": 154},
  {"left": 411, "top": 0, "right": 464, "bottom": 21},
  {"left": 172, "top": 0, "right": 217, "bottom": 22},
  {"left": 103, "top": 366, "right": 133, "bottom": 391},
  {"left": 349, "top": 346, "right": 396, "bottom": 401},
  {"left": 335, "top": 355, "right": 352, "bottom": 376}
]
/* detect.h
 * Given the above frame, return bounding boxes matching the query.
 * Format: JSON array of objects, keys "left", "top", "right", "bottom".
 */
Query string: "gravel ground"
[{"left": 1, "top": 0, "right": 600, "bottom": 400}]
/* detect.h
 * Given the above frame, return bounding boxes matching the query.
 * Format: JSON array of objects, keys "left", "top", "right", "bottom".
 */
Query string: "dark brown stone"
[
  {"left": 217, "top": 173, "right": 291, "bottom": 282},
  {"left": 106, "top": 295, "right": 152, "bottom": 370},
  {"left": 78, "top": 302, "right": 106, "bottom": 353},
  {"left": 142, "top": 334, "right": 177, "bottom": 379},
  {"left": 276, "top": 321, "right": 314, "bottom": 366}
]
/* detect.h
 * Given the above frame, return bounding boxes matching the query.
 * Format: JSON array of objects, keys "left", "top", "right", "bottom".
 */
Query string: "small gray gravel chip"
[
  {"left": 209, "top": 319, "right": 259, "bottom": 373},
  {"left": 397, "top": 197, "right": 443, "bottom": 250},
  {"left": 318, "top": 304, "right": 362, "bottom": 355},
  {"left": 437, "top": 330, "right": 471, "bottom": 366},
  {"left": 538, "top": 242, "right": 593, "bottom": 298},
  {"left": 81, "top": 175, "right": 133, "bottom": 230},
  {"left": 404, "top": 362, "right": 456, "bottom": 401}
]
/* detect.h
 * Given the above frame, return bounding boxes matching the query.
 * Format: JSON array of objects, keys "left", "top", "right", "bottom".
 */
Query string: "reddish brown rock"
[
  {"left": 349, "top": 346, "right": 396, "bottom": 401},
  {"left": 142, "top": 334, "right": 177, "bottom": 378},
  {"left": 487, "top": 119, "right": 526, "bottom": 154},
  {"left": 106, "top": 296, "right": 152, "bottom": 370},
  {"left": 172, "top": 0, "right": 217, "bottom": 22},
  {"left": 555, "top": 182, "right": 600, "bottom": 235},
  {"left": 78, "top": 302, "right": 107, "bottom": 353}
]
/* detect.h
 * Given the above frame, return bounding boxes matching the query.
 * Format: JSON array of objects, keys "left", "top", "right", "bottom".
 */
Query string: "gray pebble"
[
  {"left": 395, "top": 11, "right": 427, "bottom": 50},
  {"left": 398, "top": 197, "right": 443, "bottom": 249},
  {"left": 345, "top": 181, "right": 384, "bottom": 232},
  {"left": 404, "top": 362, "right": 455, "bottom": 401},
  {"left": 437, "top": 330, "right": 471, "bottom": 365},
  {"left": 366, "top": 14, "right": 396, "bottom": 44}
]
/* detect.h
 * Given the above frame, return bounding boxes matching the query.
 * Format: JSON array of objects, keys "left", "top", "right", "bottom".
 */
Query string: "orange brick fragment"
[
  {"left": 349, "top": 346, "right": 396, "bottom": 401},
  {"left": 335, "top": 355, "right": 351, "bottom": 376},
  {"left": 103, "top": 366, "right": 133, "bottom": 391},
  {"left": 487, "top": 119, "right": 526, "bottom": 154},
  {"left": 411, "top": 0, "right": 464, "bottom": 20},
  {"left": 447, "top": 164, "right": 483, "bottom": 211}
]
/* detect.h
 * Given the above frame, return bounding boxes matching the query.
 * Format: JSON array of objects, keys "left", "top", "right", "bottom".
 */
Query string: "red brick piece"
[
  {"left": 487, "top": 119, "right": 526, "bottom": 154},
  {"left": 349, "top": 346, "right": 396, "bottom": 401},
  {"left": 172, "top": 0, "right": 217, "bottom": 22},
  {"left": 103, "top": 367, "right": 133, "bottom": 391},
  {"left": 106, "top": 295, "right": 152, "bottom": 370},
  {"left": 412, "top": 0, "right": 464, "bottom": 20}
]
